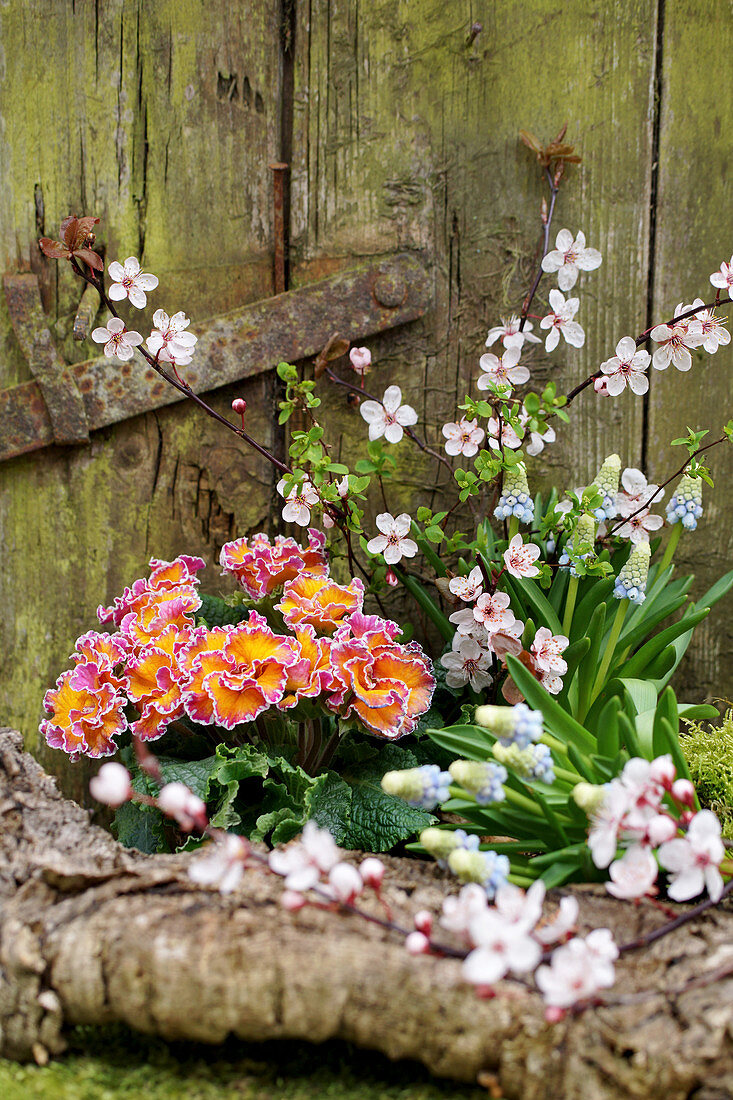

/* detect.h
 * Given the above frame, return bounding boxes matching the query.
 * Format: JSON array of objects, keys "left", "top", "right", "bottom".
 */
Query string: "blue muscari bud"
[
  {"left": 449, "top": 760, "right": 507, "bottom": 805},
  {"left": 494, "top": 462, "right": 534, "bottom": 524},
  {"left": 447, "top": 848, "right": 511, "bottom": 900},
  {"left": 381, "top": 764, "right": 452, "bottom": 810},
  {"left": 613, "top": 540, "right": 651, "bottom": 604},
  {"left": 665, "top": 472, "right": 703, "bottom": 531},
  {"left": 493, "top": 742, "right": 556, "bottom": 785},
  {"left": 474, "top": 702, "right": 543, "bottom": 749},
  {"left": 590, "top": 454, "right": 622, "bottom": 521}
]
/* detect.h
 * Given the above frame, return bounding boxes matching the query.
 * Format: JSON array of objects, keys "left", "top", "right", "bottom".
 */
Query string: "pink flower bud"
[
  {"left": 359, "top": 857, "right": 385, "bottom": 889},
  {"left": 545, "top": 1006, "right": 566, "bottom": 1023},
  {"left": 671, "top": 779, "right": 695, "bottom": 808},
  {"left": 405, "top": 931, "right": 430, "bottom": 955},
  {"left": 281, "top": 889, "right": 306, "bottom": 911},
  {"left": 594, "top": 375, "right": 610, "bottom": 396},
  {"left": 322, "top": 512, "right": 335, "bottom": 530},
  {"left": 649, "top": 755, "right": 676, "bottom": 789},
  {"left": 337, "top": 476, "right": 349, "bottom": 498},
  {"left": 89, "top": 762, "right": 132, "bottom": 807},
  {"left": 646, "top": 814, "right": 678, "bottom": 847},
  {"left": 414, "top": 909, "right": 433, "bottom": 935},
  {"left": 385, "top": 568, "right": 399, "bottom": 588},
  {"left": 231, "top": 398, "right": 247, "bottom": 414},
  {"left": 349, "top": 347, "right": 372, "bottom": 374},
  {"left": 328, "top": 862, "right": 364, "bottom": 904},
  {"left": 157, "top": 782, "right": 207, "bottom": 831}
]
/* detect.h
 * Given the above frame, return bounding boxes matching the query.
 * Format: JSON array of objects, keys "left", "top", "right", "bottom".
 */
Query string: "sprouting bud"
[
  {"left": 381, "top": 765, "right": 451, "bottom": 810},
  {"left": 613, "top": 540, "right": 651, "bottom": 603},
  {"left": 572, "top": 781, "right": 606, "bottom": 815},
  {"left": 414, "top": 909, "right": 433, "bottom": 935},
  {"left": 385, "top": 568, "right": 399, "bottom": 588},
  {"left": 359, "top": 857, "right": 386, "bottom": 890},
  {"left": 474, "top": 702, "right": 543, "bottom": 748},
  {"left": 665, "top": 471, "right": 703, "bottom": 530},
  {"left": 494, "top": 462, "right": 534, "bottom": 524},
  {"left": 594, "top": 375, "right": 610, "bottom": 396},
  {"left": 448, "top": 760, "right": 507, "bottom": 805},
  {"left": 493, "top": 742, "right": 556, "bottom": 785},
  {"left": 591, "top": 454, "right": 621, "bottom": 521},
  {"left": 231, "top": 398, "right": 247, "bottom": 414},
  {"left": 405, "top": 931, "right": 431, "bottom": 955},
  {"left": 448, "top": 849, "right": 510, "bottom": 899},
  {"left": 349, "top": 347, "right": 372, "bottom": 375},
  {"left": 671, "top": 778, "right": 696, "bottom": 807},
  {"left": 89, "top": 762, "right": 132, "bottom": 807}
]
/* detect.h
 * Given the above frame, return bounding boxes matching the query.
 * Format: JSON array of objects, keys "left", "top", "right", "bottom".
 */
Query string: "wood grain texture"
[{"left": 646, "top": 0, "right": 733, "bottom": 702}]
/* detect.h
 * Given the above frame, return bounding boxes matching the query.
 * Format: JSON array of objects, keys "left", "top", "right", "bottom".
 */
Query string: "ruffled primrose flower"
[
  {"left": 590, "top": 454, "right": 621, "bottom": 521},
  {"left": 276, "top": 573, "right": 365, "bottom": 635},
  {"left": 449, "top": 760, "right": 507, "bottom": 805},
  {"left": 709, "top": 254, "right": 733, "bottom": 294},
  {"left": 474, "top": 702, "right": 544, "bottom": 748},
  {"left": 613, "top": 540, "right": 651, "bottom": 603},
  {"left": 493, "top": 741, "right": 556, "bottom": 785},
  {"left": 359, "top": 385, "right": 417, "bottom": 443},
  {"left": 688, "top": 297, "right": 730, "bottom": 353},
  {"left": 442, "top": 417, "right": 485, "bottom": 457},
  {"left": 494, "top": 462, "right": 534, "bottom": 524},
  {"left": 366, "top": 512, "right": 418, "bottom": 564},
  {"left": 91, "top": 317, "right": 144, "bottom": 361},
  {"left": 485, "top": 315, "right": 541, "bottom": 351},
  {"left": 381, "top": 764, "right": 452, "bottom": 810},
  {"left": 107, "top": 256, "right": 159, "bottom": 308},
  {"left": 276, "top": 477, "right": 320, "bottom": 525},
  {"left": 666, "top": 471, "right": 703, "bottom": 530},
  {"left": 540, "top": 228, "right": 602, "bottom": 292},
  {"left": 650, "top": 303, "right": 704, "bottom": 371},
  {"left": 219, "top": 529, "right": 328, "bottom": 599},
  {"left": 539, "top": 289, "right": 585, "bottom": 352},
  {"left": 477, "top": 346, "right": 529, "bottom": 388},
  {"left": 599, "top": 337, "right": 650, "bottom": 396},
  {"left": 146, "top": 310, "right": 197, "bottom": 365},
  {"left": 41, "top": 662, "right": 128, "bottom": 758}
]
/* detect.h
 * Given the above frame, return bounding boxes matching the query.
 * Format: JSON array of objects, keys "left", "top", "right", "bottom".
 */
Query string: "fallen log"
[{"left": 1, "top": 726, "right": 732, "bottom": 1098}]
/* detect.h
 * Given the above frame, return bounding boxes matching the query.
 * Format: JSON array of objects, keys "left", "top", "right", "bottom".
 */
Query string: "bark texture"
[{"left": 1, "top": 725, "right": 732, "bottom": 1098}]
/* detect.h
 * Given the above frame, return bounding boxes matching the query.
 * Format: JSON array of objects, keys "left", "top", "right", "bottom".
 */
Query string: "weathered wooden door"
[{"left": 2, "top": 1, "right": 732, "bottom": 799}]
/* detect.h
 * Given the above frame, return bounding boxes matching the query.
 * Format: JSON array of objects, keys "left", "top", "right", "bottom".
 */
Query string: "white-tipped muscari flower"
[
  {"left": 448, "top": 848, "right": 511, "bottom": 899},
  {"left": 448, "top": 760, "right": 507, "bottom": 805},
  {"left": 590, "top": 454, "right": 622, "bottom": 521},
  {"left": 613, "top": 540, "right": 651, "bottom": 603},
  {"left": 494, "top": 462, "right": 534, "bottom": 524},
  {"left": 381, "top": 765, "right": 451, "bottom": 810},
  {"left": 493, "top": 742, "right": 556, "bottom": 785},
  {"left": 474, "top": 702, "right": 543, "bottom": 749},
  {"left": 559, "top": 511, "right": 597, "bottom": 576},
  {"left": 420, "top": 826, "right": 479, "bottom": 864},
  {"left": 665, "top": 472, "right": 703, "bottom": 530}
]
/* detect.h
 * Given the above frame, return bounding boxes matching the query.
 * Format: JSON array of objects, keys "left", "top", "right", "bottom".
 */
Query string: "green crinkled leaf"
[
  {"left": 155, "top": 754, "right": 219, "bottom": 801},
  {"left": 307, "top": 771, "right": 353, "bottom": 845},
  {"left": 197, "top": 593, "right": 251, "bottom": 628},
  {"left": 253, "top": 806, "right": 304, "bottom": 844},
  {"left": 341, "top": 744, "right": 436, "bottom": 851},
  {"left": 111, "top": 801, "right": 166, "bottom": 854}
]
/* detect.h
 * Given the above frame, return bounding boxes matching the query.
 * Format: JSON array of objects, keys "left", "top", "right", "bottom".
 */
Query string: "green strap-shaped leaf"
[
  {"left": 393, "top": 566, "right": 453, "bottom": 641},
  {"left": 505, "top": 655, "right": 596, "bottom": 751},
  {"left": 620, "top": 608, "right": 709, "bottom": 679}
]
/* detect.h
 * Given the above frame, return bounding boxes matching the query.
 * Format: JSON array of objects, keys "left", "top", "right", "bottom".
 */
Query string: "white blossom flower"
[
  {"left": 448, "top": 566, "right": 484, "bottom": 602},
  {"left": 503, "top": 534, "right": 541, "bottom": 579},
  {"left": 268, "top": 820, "right": 341, "bottom": 892},
  {"left": 533, "top": 895, "right": 579, "bottom": 945},
  {"left": 91, "top": 317, "right": 144, "bottom": 361},
  {"left": 463, "top": 911, "right": 542, "bottom": 986},
  {"left": 485, "top": 315, "right": 541, "bottom": 351},
  {"left": 539, "top": 289, "right": 585, "bottom": 352},
  {"left": 519, "top": 407, "right": 556, "bottom": 456},
  {"left": 366, "top": 512, "right": 418, "bottom": 564},
  {"left": 440, "top": 883, "right": 489, "bottom": 940},
  {"left": 536, "top": 933, "right": 617, "bottom": 1008},
  {"left": 614, "top": 502, "right": 664, "bottom": 543},
  {"left": 709, "top": 255, "right": 733, "bottom": 293},
  {"left": 146, "top": 310, "right": 197, "bottom": 365},
  {"left": 657, "top": 809, "right": 725, "bottom": 902},
  {"left": 359, "top": 385, "right": 418, "bottom": 443},
  {"left": 588, "top": 782, "right": 630, "bottom": 868},
  {"left": 688, "top": 297, "right": 730, "bottom": 353},
  {"left": 157, "top": 782, "right": 207, "bottom": 831},
  {"left": 107, "top": 256, "right": 159, "bottom": 308},
  {"left": 327, "top": 861, "right": 364, "bottom": 904},
  {"left": 442, "top": 417, "right": 485, "bottom": 457},
  {"left": 349, "top": 346, "right": 372, "bottom": 374},
  {"left": 493, "top": 879, "right": 546, "bottom": 932},
  {"left": 530, "top": 627, "right": 569, "bottom": 675},
  {"left": 276, "top": 477, "right": 320, "bottom": 526},
  {"left": 188, "top": 834, "right": 249, "bottom": 894},
  {"left": 606, "top": 844, "right": 658, "bottom": 899},
  {"left": 487, "top": 417, "right": 522, "bottom": 451},
  {"left": 599, "top": 336, "right": 650, "bottom": 395},
  {"left": 541, "top": 229, "right": 602, "bottom": 292},
  {"left": 89, "top": 762, "right": 131, "bottom": 807},
  {"left": 619, "top": 467, "right": 661, "bottom": 507},
  {"left": 441, "top": 635, "right": 493, "bottom": 691},
  {"left": 477, "top": 346, "right": 530, "bottom": 388},
  {"left": 473, "top": 592, "right": 517, "bottom": 637},
  {"left": 359, "top": 858, "right": 385, "bottom": 889},
  {"left": 650, "top": 303, "right": 704, "bottom": 371}
]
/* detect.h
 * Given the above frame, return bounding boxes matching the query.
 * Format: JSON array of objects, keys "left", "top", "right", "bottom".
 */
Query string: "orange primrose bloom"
[
  {"left": 124, "top": 624, "right": 194, "bottom": 740},
  {"left": 40, "top": 661, "right": 128, "bottom": 758},
  {"left": 219, "top": 529, "right": 328, "bottom": 599},
  {"left": 98, "top": 554, "right": 205, "bottom": 627},
  {"left": 277, "top": 574, "right": 365, "bottom": 635},
  {"left": 279, "top": 626, "right": 335, "bottom": 709}
]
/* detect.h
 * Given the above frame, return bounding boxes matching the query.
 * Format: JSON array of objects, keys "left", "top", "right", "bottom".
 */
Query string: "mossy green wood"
[
  {"left": 0, "top": 0, "right": 283, "bottom": 798},
  {"left": 646, "top": 0, "right": 733, "bottom": 704}
]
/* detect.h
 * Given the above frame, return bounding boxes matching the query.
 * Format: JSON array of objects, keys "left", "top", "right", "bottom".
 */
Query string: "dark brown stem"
[{"left": 518, "top": 165, "right": 559, "bottom": 333}]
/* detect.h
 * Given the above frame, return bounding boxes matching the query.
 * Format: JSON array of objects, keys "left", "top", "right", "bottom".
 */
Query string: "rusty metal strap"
[
  {"left": 3, "top": 273, "right": 90, "bottom": 446},
  {"left": 0, "top": 253, "right": 431, "bottom": 463}
]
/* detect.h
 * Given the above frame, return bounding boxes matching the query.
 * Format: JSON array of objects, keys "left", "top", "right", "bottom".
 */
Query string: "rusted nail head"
[{"left": 374, "top": 274, "right": 406, "bottom": 309}]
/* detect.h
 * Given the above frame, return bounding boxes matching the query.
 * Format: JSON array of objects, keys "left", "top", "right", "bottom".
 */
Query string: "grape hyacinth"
[
  {"left": 558, "top": 512, "right": 597, "bottom": 575},
  {"left": 666, "top": 472, "right": 704, "bottom": 530},
  {"left": 381, "top": 764, "right": 451, "bottom": 810},
  {"left": 613, "top": 540, "right": 651, "bottom": 603},
  {"left": 474, "top": 702, "right": 543, "bottom": 749},
  {"left": 448, "top": 760, "right": 508, "bottom": 805},
  {"left": 493, "top": 742, "right": 556, "bottom": 785},
  {"left": 494, "top": 462, "right": 534, "bottom": 524},
  {"left": 419, "top": 826, "right": 480, "bottom": 865},
  {"left": 590, "top": 453, "right": 622, "bottom": 521},
  {"left": 447, "top": 848, "right": 511, "bottom": 899}
]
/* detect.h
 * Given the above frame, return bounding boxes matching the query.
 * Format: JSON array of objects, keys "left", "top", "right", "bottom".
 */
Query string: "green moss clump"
[{"left": 681, "top": 709, "right": 733, "bottom": 838}]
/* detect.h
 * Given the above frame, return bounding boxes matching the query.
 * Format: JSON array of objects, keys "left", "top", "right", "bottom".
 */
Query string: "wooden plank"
[
  {"left": 646, "top": 0, "right": 733, "bottom": 701},
  {"left": 290, "top": 0, "right": 658, "bottom": 513},
  {"left": 0, "top": 0, "right": 282, "bottom": 790}
]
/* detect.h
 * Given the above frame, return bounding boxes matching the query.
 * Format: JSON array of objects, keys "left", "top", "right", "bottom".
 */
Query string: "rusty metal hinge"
[{"left": 0, "top": 253, "right": 432, "bottom": 464}]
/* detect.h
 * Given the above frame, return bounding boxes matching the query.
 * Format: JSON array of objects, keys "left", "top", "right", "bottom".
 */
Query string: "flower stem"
[
  {"left": 508, "top": 515, "right": 519, "bottom": 542},
  {"left": 658, "top": 522, "right": 682, "bottom": 574},
  {"left": 562, "top": 575, "right": 578, "bottom": 636},
  {"left": 592, "top": 599, "right": 627, "bottom": 699}
]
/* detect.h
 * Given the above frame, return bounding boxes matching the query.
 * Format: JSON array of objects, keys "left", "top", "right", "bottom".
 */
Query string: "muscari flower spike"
[
  {"left": 447, "top": 848, "right": 511, "bottom": 899},
  {"left": 381, "top": 764, "right": 451, "bottom": 810},
  {"left": 494, "top": 462, "right": 534, "bottom": 524},
  {"left": 448, "top": 760, "right": 508, "bottom": 805},
  {"left": 590, "top": 453, "right": 622, "bottom": 521},
  {"left": 666, "top": 472, "right": 703, "bottom": 530},
  {"left": 613, "top": 540, "right": 651, "bottom": 604},
  {"left": 558, "top": 511, "right": 597, "bottom": 576},
  {"left": 474, "top": 702, "right": 543, "bottom": 749},
  {"left": 493, "top": 742, "right": 556, "bottom": 785},
  {"left": 419, "top": 826, "right": 480, "bottom": 865}
]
